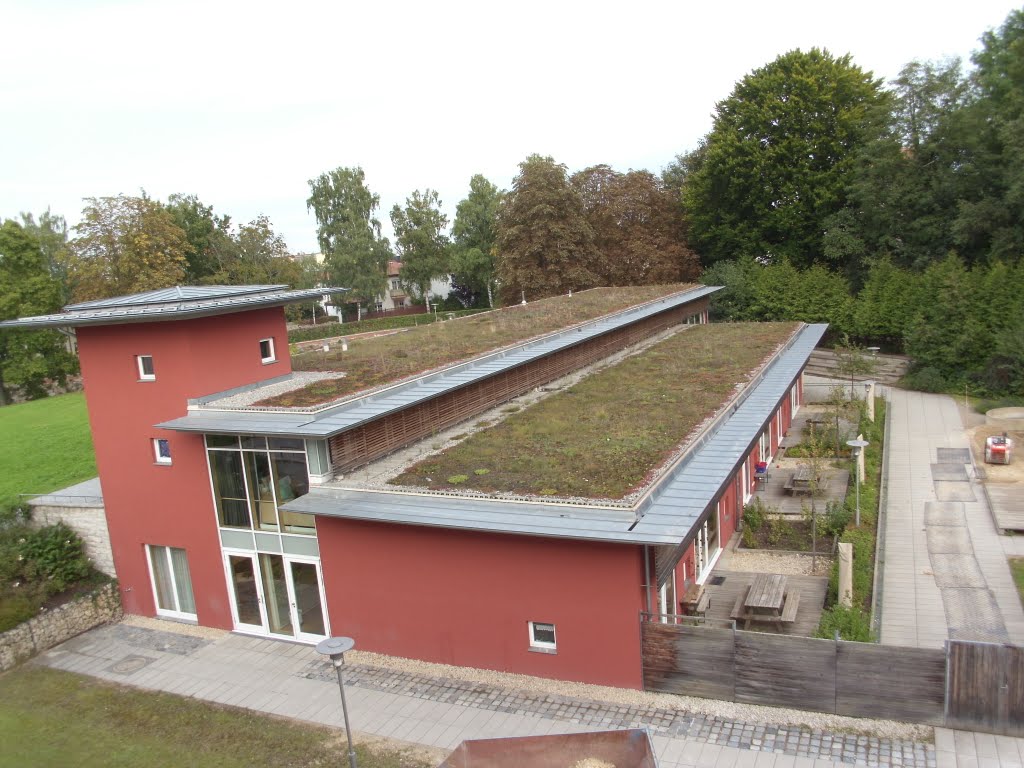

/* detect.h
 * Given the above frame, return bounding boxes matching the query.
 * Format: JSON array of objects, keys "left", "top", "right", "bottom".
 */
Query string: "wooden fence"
[{"left": 641, "top": 617, "right": 1023, "bottom": 736}]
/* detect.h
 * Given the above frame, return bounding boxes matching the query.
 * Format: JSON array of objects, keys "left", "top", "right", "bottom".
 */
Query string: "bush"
[
  {"left": 15, "top": 523, "right": 92, "bottom": 595},
  {"left": 900, "top": 366, "right": 949, "bottom": 393},
  {"left": 821, "top": 500, "right": 852, "bottom": 538},
  {"left": 742, "top": 497, "right": 768, "bottom": 531},
  {"left": 816, "top": 605, "right": 874, "bottom": 642}
]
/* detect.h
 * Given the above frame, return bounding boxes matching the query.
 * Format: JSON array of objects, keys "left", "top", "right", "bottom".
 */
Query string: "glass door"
[
  {"left": 288, "top": 559, "right": 328, "bottom": 642},
  {"left": 225, "top": 553, "right": 266, "bottom": 633}
]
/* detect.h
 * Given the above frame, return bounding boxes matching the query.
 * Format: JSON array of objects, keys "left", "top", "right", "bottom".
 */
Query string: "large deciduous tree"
[
  {"left": 390, "top": 189, "right": 451, "bottom": 303},
  {"left": 0, "top": 221, "right": 77, "bottom": 404},
  {"left": 451, "top": 175, "right": 503, "bottom": 307},
  {"left": 210, "top": 215, "right": 299, "bottom": 287},
  {"left": 684, "top": 49, "right": 887, "bottom": 269},
  {"left": 67, "top": 195, "right": 189, "bottom": 301},
  {"left": 572, "top": 165, "right": 699, "bottom": 286},
  {"left": 19, "top": 209, "right": 71, "bottom": 304},
  {"left": 165, "top": 194, "right": 234, "bottom": 283},
  {"left": 495, "top": 155, "right": 598, "bottom": 303},
  {"left": 307, "top": 167, "right": 391, "bottom": 305}
]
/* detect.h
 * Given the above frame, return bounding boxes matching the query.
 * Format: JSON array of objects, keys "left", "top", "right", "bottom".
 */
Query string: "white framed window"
[
  {"left": 153, "top": 438, "right": 172, "bottom": 465},
  {"left": 147, "top": 545, "right": 197, "bottom": 620},
  {"left": 528, "top": 621, "right": 557, "bottom": 653},
  {"left": 259, "top": 338, "right": 276, "bottom": 364},
  {"left": 137, "top": 354, "right": 155, "bottom": 381}
]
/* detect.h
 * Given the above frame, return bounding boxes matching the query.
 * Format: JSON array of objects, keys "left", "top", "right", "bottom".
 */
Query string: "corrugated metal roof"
[
  {"left": 0, "top": 286, "right": 348, "bottom": 329},
  {"left": 281, "top": 323, "right": 827, "bottom": 546},
  {"left": 158, "top": 285, "right": 722, "bottom": 438},
  {"left": 65, "top": 285, "right": 288, "bottom": 310}
]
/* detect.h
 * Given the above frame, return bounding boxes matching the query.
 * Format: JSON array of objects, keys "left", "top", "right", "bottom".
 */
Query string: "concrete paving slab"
[
  {"left": 936, "top": 482, "right": 978, "bottom": 502},
  {"left": 933, "top": 464, "right": 971, "bottom": 481},
  {"left": 926, "top": 502, "right": 968, "bottom": 526}
]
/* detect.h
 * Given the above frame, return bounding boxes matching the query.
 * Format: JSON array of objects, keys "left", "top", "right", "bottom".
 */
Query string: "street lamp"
[
  {"left": 316, "top": 636, "right": 358, "bottom": 768},
  {"left": 846, "top": 439, "right": 870, "bottom": 527}
]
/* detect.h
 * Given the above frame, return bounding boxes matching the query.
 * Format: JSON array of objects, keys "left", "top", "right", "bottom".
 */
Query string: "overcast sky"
[{"left": 2, "top": 0, "right": 1021, "bottom": 255}]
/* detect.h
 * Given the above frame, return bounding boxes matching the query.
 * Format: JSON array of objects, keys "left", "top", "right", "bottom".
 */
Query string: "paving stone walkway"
[
  {"left": 878, "top": 389, "right": 1024, "bottom": 647},
  {"left": 40, "top": 622, "right": 944, "bottom": 768}
]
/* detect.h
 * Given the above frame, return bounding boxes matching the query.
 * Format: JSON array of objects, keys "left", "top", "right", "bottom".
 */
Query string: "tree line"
[
  {"left": 679, "top": 9, "right": 1024, "bottom": 396},
  {"left": 4, "top": 8, "right": 1024, "bottom": 402}
]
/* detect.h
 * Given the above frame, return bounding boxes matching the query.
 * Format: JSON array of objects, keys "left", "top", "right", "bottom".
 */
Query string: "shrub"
[
  {"left": 974, "top": 395, "right": 1024, "bottom": 414},
  {"left": 816, "top": 605, "right": 874, "bottom": 642},
  {"left": 821, "top": 500, "right": 852, "bottom": 538},
  {"left": 900, "top": 366, "right": 948, "bottom": 393},
  {"left": 742, "top": 497, "right": 768, "bottom": 531},
  {"left": 17, "top": 523, "right": 92, "bottom": 594}
]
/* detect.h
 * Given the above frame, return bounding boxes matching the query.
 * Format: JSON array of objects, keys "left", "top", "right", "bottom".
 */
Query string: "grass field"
[
  {"left": 0, "top": 393, "right": 96, "bottom": 509},
  {"left": 0, "top": 667, "right": 433, "bottom": 768}
]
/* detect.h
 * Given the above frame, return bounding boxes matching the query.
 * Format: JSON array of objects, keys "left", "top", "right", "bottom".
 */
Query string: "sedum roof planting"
[
  {"left": 260, "top": 284, "right": 698, "bottom": 407},
  {"left": 388, "top": 321, "right": 800, "bottom": 501}
]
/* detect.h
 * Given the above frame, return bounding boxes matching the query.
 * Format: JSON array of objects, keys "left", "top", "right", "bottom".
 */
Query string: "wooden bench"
[
  {"left": 729, "top": 587, "right": 750, "bottom": 622},
  {"left": 680, "top": 586, "right": 712, "bottom": 617},
  {"left": 779, "top": 590, "right": 801, "bottom": 624}
]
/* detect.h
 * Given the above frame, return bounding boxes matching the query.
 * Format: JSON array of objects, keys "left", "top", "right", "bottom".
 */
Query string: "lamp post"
[
  {"left": 316, "top": 636, "right": 358, "bottom": 768},
  {"left": 846, "top": 439, "right": 869, "bottom": 527}
]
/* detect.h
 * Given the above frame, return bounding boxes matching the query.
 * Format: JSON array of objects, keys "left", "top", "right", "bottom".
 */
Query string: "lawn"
[
  {"left": 1012, "top": 558, "right": 1024, "bottom": 605},
  {"left": 0, "top": 666, "right": 434, "bottom": 768},
  {"left": 390, "top": 322, "right": 798, "bottom": 500},
  {"left": 266, "top": 284, "right": 694, "bottom": 407},
  {"left": 0, "top": 393, "right": 96, "bottom": 509}
]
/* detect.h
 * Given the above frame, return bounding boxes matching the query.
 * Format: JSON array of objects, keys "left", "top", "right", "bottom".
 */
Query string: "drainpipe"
[{"left": 643, "top": 546, "right": 652, "bottom": 614}]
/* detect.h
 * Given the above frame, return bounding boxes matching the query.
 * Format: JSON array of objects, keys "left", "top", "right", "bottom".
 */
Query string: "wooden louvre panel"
[{"left": 328, "top": 298, "right": 708, "bottom": 473}]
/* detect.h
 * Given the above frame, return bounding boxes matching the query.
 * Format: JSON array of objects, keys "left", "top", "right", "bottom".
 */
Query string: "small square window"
[
  {"left": 528, "top": 621, "right": 557, "bottom": 653},
  {"left": 137, "top": 355, "right": 155, "bottom": 381},
  {"left": 259, "top": 338, "right": 276, "bottom": 363},
  {"left": 153, "top": 438, "right": 172, "bottom": 465}
]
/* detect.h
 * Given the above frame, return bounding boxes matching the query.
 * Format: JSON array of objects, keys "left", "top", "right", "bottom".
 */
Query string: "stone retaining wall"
[{"left": 0, "top": 582, "right": 122, "bottom": 672}]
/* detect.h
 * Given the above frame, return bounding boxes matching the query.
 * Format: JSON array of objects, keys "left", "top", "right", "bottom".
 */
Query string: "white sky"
[{"left": 2, "top": 0, "right": 1020, "bottom": 255}]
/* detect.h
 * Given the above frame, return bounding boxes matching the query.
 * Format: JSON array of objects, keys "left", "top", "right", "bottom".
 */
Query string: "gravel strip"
[{"left": 203, "top": 371, "right": 345, "bottom": 409}]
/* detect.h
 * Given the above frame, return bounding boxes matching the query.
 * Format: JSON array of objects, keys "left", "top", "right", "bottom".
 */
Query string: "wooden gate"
[{"left": 945, "top": 641, "right": 1024, "bottom": 736}]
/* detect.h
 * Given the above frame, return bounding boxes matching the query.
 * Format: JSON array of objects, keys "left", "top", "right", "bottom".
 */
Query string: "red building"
[{"left": 3, "top": 284, "right": 823, "bottom": 690}]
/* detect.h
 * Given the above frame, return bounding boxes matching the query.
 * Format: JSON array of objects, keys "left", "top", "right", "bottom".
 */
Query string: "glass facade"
[{"left": 206, "top": 435, "right": 314, "bottom": 534}]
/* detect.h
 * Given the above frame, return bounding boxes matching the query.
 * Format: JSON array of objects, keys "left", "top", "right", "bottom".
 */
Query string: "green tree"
[
  {"left": 307, "top": 167, "right": 392, "bottom": 306},
  {"left": 19, "top": 210, "right": 70, "bottom": 303},
  {"left": 165, "top": 194, "right": 234, "bottom": 283},
  {"left": 572, "top": 165, "right": 699, "bottom": 286},
  {"left": 0, "top": 221, "right": 78, "bottom": 405},
  {"left": 700, "top": 257, "right": 760, "bottom": 321},
  {"left": 951, "top": 10, "right": 1024, "bottom": 264},
  {"left": 684, "top": 49, "right": 887, "bottom": 269},
  {"left": 451, "top": 175, "right": 503, "bottom": 307},
  {"left": 209, "top": 215, "right": 298, "bottom": 287},
  {"left": 851, "top": 257, "right": 921, "bottom": 341},
  {"left": 66, "top": 195, "right": 189, "bottom": 302},
  {"left": 494, "top": 154, "right": 599, "bottom": 303},
  {"left": 390, "top": 189, "right": 451, "bottom": 303}
]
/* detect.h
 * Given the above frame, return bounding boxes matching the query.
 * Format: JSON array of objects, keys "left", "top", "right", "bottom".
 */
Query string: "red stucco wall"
[
  {"left": 76, "top": 308, "right": 290, "bottom": 627},
  {"left": 316, "top": 517, "right": 646, "bottom": 689}
]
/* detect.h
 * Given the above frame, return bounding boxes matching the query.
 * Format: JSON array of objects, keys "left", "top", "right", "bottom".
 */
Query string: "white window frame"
[
  {"left": 259, "top": 338, "right": 276, "bottom": 364},
  {"left": 153, "top": 438, "right": 172, "bottom": 465},
  {"left": 137, "top": 354, "right": 155, "bottom": 381},
  {"left": 742, "top": 460, "right": 751, "bottom": 503},
  {"left": 528, "top": 621, "right": 557, "bottom": 653},
  {"left": 146, "top": 544, "right": 197, "bottom": 620}
]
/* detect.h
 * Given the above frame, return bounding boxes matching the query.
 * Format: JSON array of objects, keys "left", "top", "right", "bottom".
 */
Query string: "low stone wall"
[{"left": 0, "top": 582, "right": 122, "bottom": 672}]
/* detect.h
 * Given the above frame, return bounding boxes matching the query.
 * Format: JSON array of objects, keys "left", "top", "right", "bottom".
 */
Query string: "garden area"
[
  {"left": 738, "top": 390, "right": 885, "bottom": 641},
  {"left": 0, "top": 516, "right": 108, "bottom": 632},
  {"left": 0, "top": 666, "right": 435, "bottom": 768}
]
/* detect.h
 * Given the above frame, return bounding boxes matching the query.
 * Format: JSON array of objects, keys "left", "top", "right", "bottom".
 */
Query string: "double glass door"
[{"left": 225, "top": 552, "right": 328, "bottom": 643}]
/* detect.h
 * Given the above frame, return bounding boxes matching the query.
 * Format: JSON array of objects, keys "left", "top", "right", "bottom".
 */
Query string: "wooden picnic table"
[
  {"left": 784, "top": 466, "right": 829, "bottom": 495},
  {"left": 730, "top": 573, "right": 802, "bottom": 631}
]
